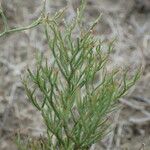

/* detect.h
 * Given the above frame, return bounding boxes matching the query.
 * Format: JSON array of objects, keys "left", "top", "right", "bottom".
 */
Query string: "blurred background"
[{"left": 0, "top": 0, "right": 150, "bottom": 149}]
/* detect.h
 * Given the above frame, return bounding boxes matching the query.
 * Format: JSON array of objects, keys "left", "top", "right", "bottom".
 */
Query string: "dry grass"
[{"left": 0, "top": 0, "right": 150, "bottom": 149}]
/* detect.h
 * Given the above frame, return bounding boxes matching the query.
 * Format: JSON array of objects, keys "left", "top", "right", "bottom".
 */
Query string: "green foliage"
[
  {"left": 0, "top": 0, "right": 140, "bottom": 150},
  {"left": 15, "top": 134, "right": 49, "bottom": 150},
  {"left": 23, "top": 4, "right": 139, "bottom": 150}
]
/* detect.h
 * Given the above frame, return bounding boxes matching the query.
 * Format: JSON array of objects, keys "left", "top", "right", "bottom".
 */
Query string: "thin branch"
[{"left": 0, "top": 16, "right": 43, "bottom": 37}]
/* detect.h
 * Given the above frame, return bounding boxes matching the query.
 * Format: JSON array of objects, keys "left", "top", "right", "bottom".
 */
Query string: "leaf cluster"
[{"left": 22, "top": 3, "right": 140, "bottom": 150}]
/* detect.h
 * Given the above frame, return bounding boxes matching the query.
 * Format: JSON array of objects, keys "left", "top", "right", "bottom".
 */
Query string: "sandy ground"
[{"left": 0, "top": 0, "right": 150, "bottom": 149}]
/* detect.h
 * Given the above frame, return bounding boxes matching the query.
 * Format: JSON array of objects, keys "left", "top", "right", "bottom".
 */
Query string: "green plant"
[
  {"left": 0, "top": 1, "right": 140, "bottom": 150},
  {"left": 23, "top": 6, "right": 140, "bottom": 150}
]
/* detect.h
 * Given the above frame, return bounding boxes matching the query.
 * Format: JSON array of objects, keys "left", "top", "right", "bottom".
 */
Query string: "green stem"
[{"left": 0, "top": 16, "right": 42, "bottom": 37}]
